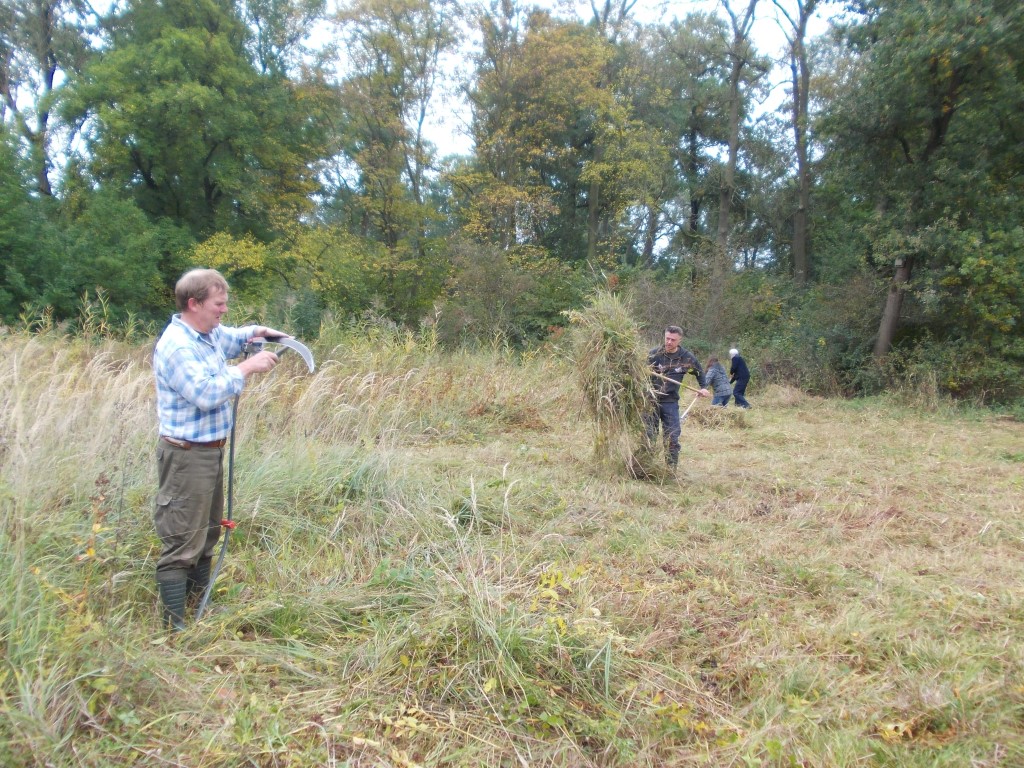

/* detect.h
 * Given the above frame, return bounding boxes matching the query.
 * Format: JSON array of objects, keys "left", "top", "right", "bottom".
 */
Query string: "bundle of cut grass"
[
  {"left": 567, "top": 291, "right": 665, "bottom": 478},
  {"left": 689, "top": 405, "right": 748, "bottom": 429}
]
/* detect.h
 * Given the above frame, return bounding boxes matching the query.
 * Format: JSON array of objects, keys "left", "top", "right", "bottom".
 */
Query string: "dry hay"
[
  {"left": 688, "top": 405, "right": 749, "bottom": 429},
  {"left": 568, "top": 291, "right": 664, "bottom": 478},
  {"left": 626, "top": 439, "right": 673, "bottom": 482}
]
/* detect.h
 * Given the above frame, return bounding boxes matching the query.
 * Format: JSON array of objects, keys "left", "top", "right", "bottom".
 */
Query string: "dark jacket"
[
  {"left": 649, "top": 346, "right": 705, "bottom": 402},
  {"left": 729, "top": 354, "right": 750, "bottom": 384}
]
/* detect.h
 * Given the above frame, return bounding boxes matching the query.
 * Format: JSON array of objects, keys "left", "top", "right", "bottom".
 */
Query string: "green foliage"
[
  {"left": 819, "top": 0, "right": 1024, "bottom": 360},
  {"left": 2, "top": 134, "right": 183, "bottom": 327},
  {"left": 725, "top": 272, "right": 883, "bottom": 396},
  {"left": 0, "top": 128, "right": 58, "bottom": 322},
  {"left": 58, "top": 191, "right": 190, "bottom": 325},
  {"left": 882, "top": 334, "right": 1024, "bottom": 405},
  {"left": 435, "top": 239, "right": 586, "bottom": 345},
  {"left": 925, "top": 222, "right": 1024, "bottom": 353},
  {"left": 61, "top": 0, "right": 329, "bottom": 238},
  {"left": 190, "top": 223, "right": 450, "bottom": 330}
]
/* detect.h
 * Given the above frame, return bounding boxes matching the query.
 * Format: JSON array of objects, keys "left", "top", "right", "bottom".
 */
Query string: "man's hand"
[
  {"left": 697, "top": 388, "right": 710, "bottom": 398},
  {"left": 237, "top": 350, "right": 279, "bottom": 377},
  {"left": 253, "top": 326, "right": 291, "bottom": 341}
]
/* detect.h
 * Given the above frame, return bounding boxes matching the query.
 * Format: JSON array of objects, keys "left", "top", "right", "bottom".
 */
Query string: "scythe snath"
[{"left": 194, "top": 336, "right": 315, "bottom": 622}]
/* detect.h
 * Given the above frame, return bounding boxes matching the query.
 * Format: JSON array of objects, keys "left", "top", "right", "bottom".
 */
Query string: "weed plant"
[{"left": 1, "top": 327, "right": 1023, "bottom": 767}]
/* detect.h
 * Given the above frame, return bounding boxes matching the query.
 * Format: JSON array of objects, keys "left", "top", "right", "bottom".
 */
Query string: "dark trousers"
[
  {"left": 733, "top": 377, "right": 751, "bottom": 408},
  {"left": 154, "top": 440, "right": 224, "bottom": 575},
  {"left": 644, "top": 400, "right": 681, "bottom": 465}
]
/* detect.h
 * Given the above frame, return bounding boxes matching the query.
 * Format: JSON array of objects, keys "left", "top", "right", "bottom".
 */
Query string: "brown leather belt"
[{"left": 161, "top": 436, "right": 227, "bottom": 449}]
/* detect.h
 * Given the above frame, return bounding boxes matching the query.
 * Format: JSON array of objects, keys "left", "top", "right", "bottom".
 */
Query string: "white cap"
[{"left": 729, "top": 348, "right": 739, "bottom": 356}]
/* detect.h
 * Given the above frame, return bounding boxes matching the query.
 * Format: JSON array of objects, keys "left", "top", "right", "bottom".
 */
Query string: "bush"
[
  {"left": 724, "top": 273, "right": 883, "bottom": 396},
  {"left": 435, "top": 239, "right": 586, "bottom": 346}
]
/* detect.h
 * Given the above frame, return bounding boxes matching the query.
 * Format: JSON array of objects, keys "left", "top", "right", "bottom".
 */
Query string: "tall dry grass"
[{"left": 1, "top": 326, "right": 1023, "bottom": 767}]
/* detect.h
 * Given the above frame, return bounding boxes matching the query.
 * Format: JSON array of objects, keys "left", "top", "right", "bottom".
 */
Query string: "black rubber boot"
[
  {"left": 186, "top": 557, "right": 211, "bottom": 602},
  {"left": 157, "top": 571, "right": 188, "bottom": 632}
]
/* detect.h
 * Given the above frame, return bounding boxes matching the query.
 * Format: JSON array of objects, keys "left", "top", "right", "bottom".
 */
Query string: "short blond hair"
[{"left": 175, "top": 269, "right": 229, "bottom": 311}]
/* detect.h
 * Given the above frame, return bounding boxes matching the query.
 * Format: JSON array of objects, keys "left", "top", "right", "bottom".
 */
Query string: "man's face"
[
  {"left": 664, "top": 331, "right": 681, "bottom": 353},
  {"left": 189, "top": 287, "right": 229, "bottom": 333}
]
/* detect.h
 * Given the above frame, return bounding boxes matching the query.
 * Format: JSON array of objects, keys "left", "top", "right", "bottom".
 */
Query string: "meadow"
[{"left": 1, "top": 325, "right": 1022, "bottom": 767}]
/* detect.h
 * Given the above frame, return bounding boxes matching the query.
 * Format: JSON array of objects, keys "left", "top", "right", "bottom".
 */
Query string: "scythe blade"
[{"left": 256, "top": 336, "right": 316, "bottom": 372}]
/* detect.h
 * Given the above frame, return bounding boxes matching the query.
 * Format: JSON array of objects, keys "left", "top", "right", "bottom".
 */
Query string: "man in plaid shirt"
[{"left": 153, "top": 268, "right": 287, "bottom": 631}]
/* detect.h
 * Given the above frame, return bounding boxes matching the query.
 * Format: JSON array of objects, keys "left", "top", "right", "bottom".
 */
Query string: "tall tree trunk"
[
  {"left": 641, "top": 201, "right": 658, "bottom": 267},
  {"left": 587, "top": 147, "right": 602, "bottom": 263},
  {"left": 873, "top": 256, "right": 912, "bottom": 358},
  {"left": 776, "top": 0, "right": 817, "bottom": 285},
  {"left": 705, "top": 0, "right": 759, "bottom": 332}
]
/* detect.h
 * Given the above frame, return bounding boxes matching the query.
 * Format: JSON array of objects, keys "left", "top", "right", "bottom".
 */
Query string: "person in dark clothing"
[
  {"left": 729, "top": 348, "right": 752, "bottom": 409},
  {"left": 645, "top": 326, "right": 709, "bottom": 466}
]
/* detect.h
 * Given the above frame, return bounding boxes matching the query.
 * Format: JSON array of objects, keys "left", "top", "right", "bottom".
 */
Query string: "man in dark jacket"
[
  {"left": 729, "top": 348, "right": 752, "bottom": 409},
  {"left": 645, "top": 326, "right": 709, "bottom": 466}
]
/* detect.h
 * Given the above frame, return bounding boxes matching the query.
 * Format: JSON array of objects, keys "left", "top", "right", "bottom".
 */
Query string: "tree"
[
  {"left": 824, "top": 0, "right": 1024, "bottom": 360},
  {"left": 464, "top": 8, "right": 624, "bottom": 262},
  {"left": 773, "top": 0, "right": 817, "bottom": 284},
  {"left": 57, "top": 190, "right": 189, "bottom": 323},
  {"left": 240, "top": 0, "right": 327, "bottom": 76},
  {"left": 0, "top": 124, "right": 57, "bottom": 320},
  {"left": 62, "top": 0, "right": 329, "bottom": 239},
  {"left": 327, "top": 0, "right": 458, "bottom": 320},
  {"left": 0, "top": 0, "right": 90, "bottom": 196},
  {"left": 704, "top": 0, "right": 768, "bottom": 332},
  {"left": 587, "top": 0, "right": 639, "bottom": 44},
  {"left": 644, "top": 13, "right": 735, "bottom": 271},
  {"left": 456, "top": 1, "right": 556, "bottom": 252}
]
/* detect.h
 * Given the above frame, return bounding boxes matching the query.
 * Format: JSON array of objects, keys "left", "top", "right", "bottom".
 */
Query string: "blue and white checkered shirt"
[{"left": 153, "top": 315, "right": 259, "bottom": 442}]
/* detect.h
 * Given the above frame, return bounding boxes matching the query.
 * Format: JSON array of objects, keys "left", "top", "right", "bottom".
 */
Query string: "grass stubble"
[{"left": 1, "top": 326, "right": 1022, "bottom": 767}]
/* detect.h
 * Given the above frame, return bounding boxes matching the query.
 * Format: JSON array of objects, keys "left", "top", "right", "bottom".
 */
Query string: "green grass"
[{"left": 1, "top": 327, "right": 1023, "bottom": 766}]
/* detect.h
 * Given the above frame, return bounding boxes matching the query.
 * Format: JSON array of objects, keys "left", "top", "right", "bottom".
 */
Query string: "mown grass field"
[{"left": 2, "top": 327, "right": 1022, "bottom": 767}]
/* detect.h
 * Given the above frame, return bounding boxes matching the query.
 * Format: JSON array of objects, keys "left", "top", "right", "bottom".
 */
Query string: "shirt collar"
[{"left": 171, "top": 313, "right": 213, "bottom": 343}]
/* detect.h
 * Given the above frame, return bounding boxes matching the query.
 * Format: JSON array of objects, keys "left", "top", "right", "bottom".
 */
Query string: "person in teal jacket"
[{"left": 705, "top": 356, "right": 732, "bottom": 406}]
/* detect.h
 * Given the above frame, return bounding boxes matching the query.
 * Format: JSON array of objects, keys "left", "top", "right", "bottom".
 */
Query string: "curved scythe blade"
[{"left": 258, "top": 336, "right": 316, "bottom": 372}]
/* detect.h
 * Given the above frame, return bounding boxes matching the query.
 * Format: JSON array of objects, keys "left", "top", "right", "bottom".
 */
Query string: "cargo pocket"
[{"left": 154, "top": 492, "right": 192, "bottom": 549}]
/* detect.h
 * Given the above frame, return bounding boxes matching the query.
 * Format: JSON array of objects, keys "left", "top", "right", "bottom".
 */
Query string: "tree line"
[{"left": 2, "top": 0, "right": 1022, "bottom": 401}]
